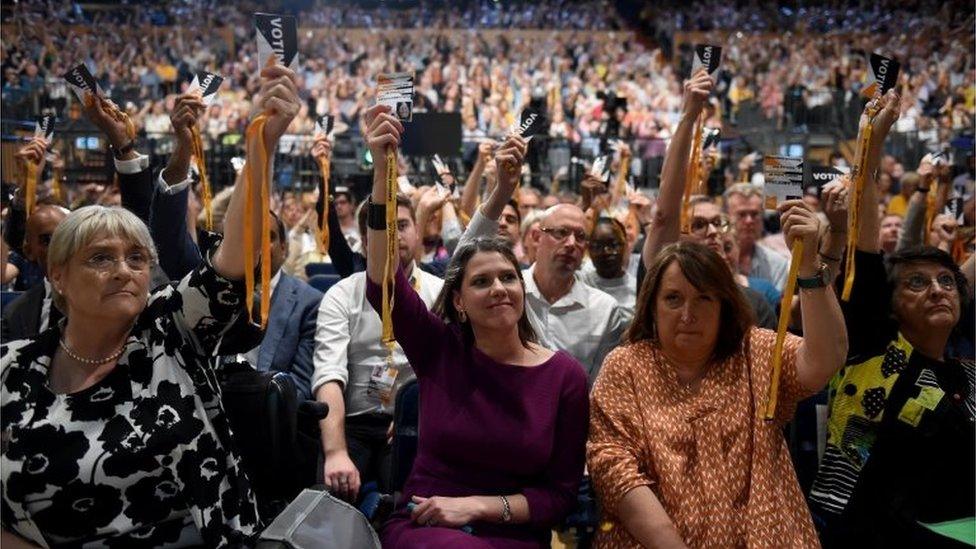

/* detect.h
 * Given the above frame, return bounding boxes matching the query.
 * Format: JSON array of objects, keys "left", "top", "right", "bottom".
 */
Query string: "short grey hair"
[
  {"left": 48, "top": 206, "right": 158, "bottom": 312},
  {"left": 722, "top": 182, "right": 763, "bottom": 202},
  {"left": 520, "top": 209, "right": 546, "bottom": 237}
]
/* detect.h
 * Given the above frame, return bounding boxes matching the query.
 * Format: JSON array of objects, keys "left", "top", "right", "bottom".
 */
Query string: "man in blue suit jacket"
[{"left": 140, "top": 93, "right": 322, "bottom": 399}]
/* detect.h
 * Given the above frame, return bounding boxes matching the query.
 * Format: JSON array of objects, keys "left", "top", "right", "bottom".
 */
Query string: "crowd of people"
[
  {"left": 1, "top": 1, "right": 975, "bottom": 549},
  {"left": 2, "top": 0, "right": 973, "bottom": 162}
]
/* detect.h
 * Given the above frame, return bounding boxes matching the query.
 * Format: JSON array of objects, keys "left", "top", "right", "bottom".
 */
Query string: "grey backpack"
[{"left": 257, "top": 489, "right": 381, "bottom": 549}]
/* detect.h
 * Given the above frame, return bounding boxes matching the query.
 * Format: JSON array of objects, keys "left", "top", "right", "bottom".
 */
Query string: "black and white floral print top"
[{"left": 1, "top": 252, "right": 260, "bottom": 548}]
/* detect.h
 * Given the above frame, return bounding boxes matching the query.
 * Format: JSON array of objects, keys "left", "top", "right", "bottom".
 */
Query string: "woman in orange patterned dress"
[{"left": 587, "top": 201, "right": 848, "bottom": 548}]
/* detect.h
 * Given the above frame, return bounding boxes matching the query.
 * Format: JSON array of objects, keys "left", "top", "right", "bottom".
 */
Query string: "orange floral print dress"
[{"left": 586, "top": 328, "right": 820, "bottom": 548}]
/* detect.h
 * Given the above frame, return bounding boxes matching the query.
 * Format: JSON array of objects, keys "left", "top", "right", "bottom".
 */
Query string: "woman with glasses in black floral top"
[{"left": 0, "top": 62, "right": 303, "bottom": 548}]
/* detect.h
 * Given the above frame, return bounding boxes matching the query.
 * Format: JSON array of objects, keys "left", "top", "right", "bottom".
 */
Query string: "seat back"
[
  {"left": 391, "top": 378, "right": 420, "bottom": 494},
  {"left": 307, "top": 274, "right": 341, "bottom": 293},
  {"left": 1, "top": 291, "right": 23, "bottom": 313},
  {"left": 305, "top": 262, "right": 337, "bottom": 278},
  {"left": 220, "top": 366, "right": 301, "bottom": 519}
]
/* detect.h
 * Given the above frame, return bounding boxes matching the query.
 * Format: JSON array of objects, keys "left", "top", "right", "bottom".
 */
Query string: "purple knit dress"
[{"left": 365, "top": 270, "right": 589, "bottom": 548}]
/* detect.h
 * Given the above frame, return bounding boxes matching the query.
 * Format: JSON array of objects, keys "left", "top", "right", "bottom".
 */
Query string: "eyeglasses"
[
  {"left": 901, "top": 272, "right": 957, "bottom": 293},
  {"left": 589, "top": 240, "right": 623, "bottom": 253},
  {"left": 540, "top": 226, "right": 588, "bottom": 244},
  {"left": 689, "top": 216, "right": 731, "bottom": 234},
  {"left": 734, "top": 210, "right": 762, "bottom": 220},
  {"left": 84, "top": 251, "right": 151, "bottom": 273}
]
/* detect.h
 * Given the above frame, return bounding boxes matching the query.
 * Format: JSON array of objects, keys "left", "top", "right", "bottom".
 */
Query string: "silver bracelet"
[{"left": 499, "top": 495, "right": 512, "bottom": 523}]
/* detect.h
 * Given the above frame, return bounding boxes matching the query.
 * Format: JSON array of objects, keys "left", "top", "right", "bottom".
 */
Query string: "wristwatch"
[
  {"left": 797, "top": 263, "right": 831, "bottom": 289},
  {"left": 110, "top": 140, "right": 135, "bottom": 160}
]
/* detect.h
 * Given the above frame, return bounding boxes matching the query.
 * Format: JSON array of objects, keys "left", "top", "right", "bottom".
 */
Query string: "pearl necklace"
[{"left": 59, "top": 338, "right": 125, "bottom": 365}]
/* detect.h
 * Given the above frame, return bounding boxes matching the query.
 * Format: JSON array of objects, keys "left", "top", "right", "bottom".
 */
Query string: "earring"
[{"left": 458, "top": 310, "right": 467, "bottom": 323}]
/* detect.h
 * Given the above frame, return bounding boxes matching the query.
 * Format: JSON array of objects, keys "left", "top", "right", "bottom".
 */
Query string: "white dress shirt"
[
  {"left": 580, "top": 270, "right": 636, "bottom": 322},
  {"left": 312, "top": 267, "right": 444, "bottom": 416},
  {"left": 522, "top": 265, "right": 628, "bottom": 383}
]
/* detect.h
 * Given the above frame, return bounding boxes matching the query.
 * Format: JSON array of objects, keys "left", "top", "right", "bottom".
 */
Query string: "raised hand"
[
  {"left": 477, "top": 140, "right": 494, "bottom": 165},
  {"left": 15, "top": 137, "right": 48, "bottom": 173},
  {"left": 417, "top": 185, "right": 450, "bottom": 215},
  {"left": 171, "top": 93, "right": 206, "bottom": 146},
  {"left": 859, "top": 88, "right": 901, "bottom": 141},
  {"left": 494, "top": 134, "right": 527, "bottom": 196},
  {"left": 363, "top": 103, "right": 404, "bottom": 160},
  {"left": 80, "top": 93, "right": 133, "bottom": 150},
  {"left": 255, "top": 63, "right": 301, "bottom": 150},
  {"left": 682, "top": 68, "right": 714, "bottom": 119},
  {"left": 162, "top": 94, "right": 205, "bottom": 185},
  {"left": 820, "top": 176, "right": 850, "bottom": 232},
  {"left": 311, "top": 135, "right": 334, "bottom": 163},
  {"left": 778, "top": 199, "right": 822, "bottom": 276}
]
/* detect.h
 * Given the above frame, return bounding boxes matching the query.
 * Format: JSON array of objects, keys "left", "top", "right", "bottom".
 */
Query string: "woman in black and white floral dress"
[{"left": 1, "top": 63, "right": 303, "bottom": 548}]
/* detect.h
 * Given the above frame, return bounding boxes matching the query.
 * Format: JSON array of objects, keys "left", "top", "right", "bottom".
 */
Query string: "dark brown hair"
[
  {"left": 626, "top": 241, "right": 754, "bottom": 362},
  {"left": 432, "top": 236, "right": 538, "bottom": 348},
  {"left": 357, "top": 193, "right": 414, "bottom": 238}
]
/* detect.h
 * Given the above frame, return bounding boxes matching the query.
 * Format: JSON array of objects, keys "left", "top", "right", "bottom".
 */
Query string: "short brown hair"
[
  {"left": 626, "top": 242, "right": 754, "bottom": 362},
  {"left": 357, "top": 193, "right": 414, "bottom": 237}
]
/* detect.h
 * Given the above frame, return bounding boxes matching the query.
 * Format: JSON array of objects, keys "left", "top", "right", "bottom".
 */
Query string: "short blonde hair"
[
  {"left": 48, "top": 206, "right": 158, "bottom": 312},
  {"left": 723, "top": 183, "right": 763, "bottom": 202}
]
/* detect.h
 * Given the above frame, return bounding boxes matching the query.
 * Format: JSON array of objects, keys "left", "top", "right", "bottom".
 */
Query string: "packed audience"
[
  {"left": 2, "top": 0, "right": 973, "bottom": 154},
  {"left": 1, "top": 1, "right": 975, "bottom": 549}
]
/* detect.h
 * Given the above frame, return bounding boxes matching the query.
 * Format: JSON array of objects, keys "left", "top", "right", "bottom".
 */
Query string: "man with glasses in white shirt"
[{"left": 523, "top": 204, "right": 628, "bottom": 383}]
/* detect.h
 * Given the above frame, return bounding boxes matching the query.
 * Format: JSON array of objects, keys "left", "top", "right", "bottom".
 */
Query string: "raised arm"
[
  {"left": 459, "top": 141, "right": 492, "bottom": 218},
  {"left": 152, "top": 93, "right": 208, "bottom": 280},
  {"left": 818, "top": 177, "right": 849, "bottom": 282},
  {"left": 778, "top": 199, "right": 848, "bottom": 392},
  {"left": 454, "top": 135, "right": 527, "bottom": 250},
  {"left": 364, "top": 103, "right": 405, "bottom": 284},
  {"left": 642, "top": 69, "right": 713, "bottom": 267},
  {"left": 897, "top": 161, "right": 934, "bottom": 251},
  {"left": 854, "top": 89, "right": 901, "bottom": 253},
  {"left": 7, "top": 138, "right": 48, "bottom": 257},
  {"left": 362, "top": 104, "right": 450, "bottom": 369},
  {"left": 79, "top": 93, "right": 156, "bottom": 221},
  {"left": 212, "top": 64, "right": 300, "bottom": 280}
]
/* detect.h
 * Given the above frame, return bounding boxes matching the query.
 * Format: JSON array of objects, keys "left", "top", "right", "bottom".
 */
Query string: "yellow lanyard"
[
  {"left": 52, "top": 163, "right": 63, "bottom": 205},
  {"left": 243, "top": 114, "right": 271, "bottom": 329},
  {"left": 764, "top": 239, "right": 804, "bottom": 420},
  {"left": 381, "top": 149, "right": 399, "bottom": 364},
  {"left": 680, "top": 114, "right": 704, "bottom": 233},
  {"left": 316, "top": 156, "right": 331, "bottom": 255},
  {"left": 842, "top": 107, "right": 877, "bottom": 301},
  {"left": 190, "top": 127, "right": 213, "bottom": 231}
]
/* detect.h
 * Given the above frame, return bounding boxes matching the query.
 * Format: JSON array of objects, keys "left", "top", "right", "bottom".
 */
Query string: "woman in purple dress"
[{"left": 361, "top": 103, "right": 589, "bottom": 548}]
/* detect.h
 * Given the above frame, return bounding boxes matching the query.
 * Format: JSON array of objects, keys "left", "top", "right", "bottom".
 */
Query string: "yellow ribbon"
[
  {"left": 316, "top": 156, "right": 331, "bottom": 255},
  {"left": 382, "top": 148, "right": 399, "bottom": 363},
  {"left": 680, "top": 114, "right": 704, "bottom": 233},
  {"left": 842, "top": 109, "right": 877, "bottom": 301},
  {"left": 190, "top": 127, "right": 214, "bottom": 231},
  {"left": 52, "top": 163, "right": 63, "bottom": 204},
  {"left": 24, "top": 161, "right": 38, "bottom": 217},
  {"left": 764, "top": 239, "right": 804, "bottom": 420},
  {"left": 614, "top": 154, "right": 632, "bottom": 199},
  {"left": 243, "top": 114, "right": 271, "bottom": 329},
  {"left": 85, "top": 94, "right": 136, "bottom": 141}
]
